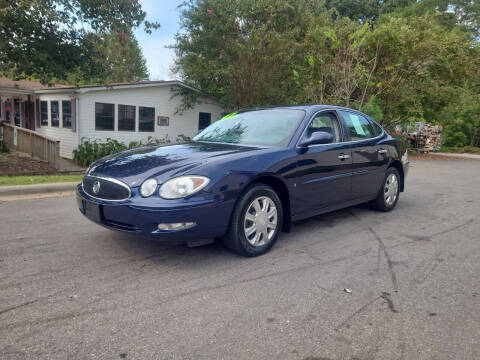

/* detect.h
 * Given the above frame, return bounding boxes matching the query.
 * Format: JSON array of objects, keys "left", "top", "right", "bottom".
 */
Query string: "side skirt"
[{"left": 291, "top": 196, "right": 376, "bottom": 222}]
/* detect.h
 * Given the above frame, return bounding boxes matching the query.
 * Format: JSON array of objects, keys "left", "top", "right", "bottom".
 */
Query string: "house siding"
[
  {"left": 36, "top": 94, "right": 79, "bottom": 159},
  {"left": 77, "top": 86, "right": 224, "bottom": 147},
  {"left": 33, "top": 84, "right": 225, "bottom": 159}
]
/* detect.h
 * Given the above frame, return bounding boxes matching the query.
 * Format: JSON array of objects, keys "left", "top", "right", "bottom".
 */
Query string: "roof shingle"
[{"left": 0, "top": 77, "right": 71, "bottom": 91}]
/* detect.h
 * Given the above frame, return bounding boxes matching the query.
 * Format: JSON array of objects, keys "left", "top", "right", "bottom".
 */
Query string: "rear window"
[
  {"left": 370, "top": 119, "right": 383, "bottom": 136},
  {"left": 338, "top": 110, "right": 375, "bottom": 140}
]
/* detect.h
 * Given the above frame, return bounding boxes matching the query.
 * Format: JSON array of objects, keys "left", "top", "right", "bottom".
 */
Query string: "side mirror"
[{"left": 298, "top": 131, "right": 334, "bottom": 148}]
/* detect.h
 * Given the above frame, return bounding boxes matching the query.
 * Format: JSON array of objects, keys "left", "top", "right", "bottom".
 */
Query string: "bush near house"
[{"left": 73, "top": 135, "right": 191, "bottom": 167}]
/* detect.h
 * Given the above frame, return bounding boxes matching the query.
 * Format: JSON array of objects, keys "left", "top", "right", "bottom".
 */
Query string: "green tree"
[
  {"left": 173, "top": 0, "right": 321, "bottom": 108},
  {"left": 293, "top": 15, "right": 378, "bottom": 108},
  {"left": 66, "top": 30, "right": 149, "bottom": 85},
  {"left": 0, "top": 0, "right": 158, "bottom": 83},
  {"left": 173, "top": 0, "right": 480, "bottom": 147},
  {"left": 364, "top": 13, "right": 479, "bottom": 129},
  {"left": 325, "top": 0, "right": 415, "bottom": 23}
]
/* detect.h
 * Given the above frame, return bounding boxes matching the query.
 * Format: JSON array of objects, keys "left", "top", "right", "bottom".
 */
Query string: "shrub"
[
  {"left": 442, "top": 120, "right": 471, "bottom": 147},
  {"left": 73, "top": 135, "right": 189, "bottom": 167},
  {"left": 175, "top": 134, "right": 191, "bottom": 142}
]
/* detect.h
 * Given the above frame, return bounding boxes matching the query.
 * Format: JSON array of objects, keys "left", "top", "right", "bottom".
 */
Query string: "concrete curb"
[
  {"left": 0, "top": 182, "right": 79, "bottom": 197},
  {"left": 428, "top": 152, "right": 480, "bottom": 160}
]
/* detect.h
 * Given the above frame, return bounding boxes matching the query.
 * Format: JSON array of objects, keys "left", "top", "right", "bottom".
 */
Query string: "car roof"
[{"left": 237, "top": 104, "right": 364, "bottom": 113}]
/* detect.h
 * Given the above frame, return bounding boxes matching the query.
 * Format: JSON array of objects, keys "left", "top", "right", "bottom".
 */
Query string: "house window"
[
  {"left": 157, "top": 116, "right": 169, "bottom": 126},
  {"left": 51, "top": 101, "right": 59, "bottom": 127},
  {"left": 95, "top": 102, "right": 115, "bottom": 131},
  {"left": 118, "top": 104, "right": 136, "bottom": 131},
  {"left": 62, "top": 101, "right": 71, "bottom": 128},
  {"left": 198, "top": 112, "right": 211, "bottom": 131},
  {"left": 40, "top": 101, "right": 48, "bottom": 126},
  {"left": 139, "top": 106, "right": 155, "bottom": 132}
]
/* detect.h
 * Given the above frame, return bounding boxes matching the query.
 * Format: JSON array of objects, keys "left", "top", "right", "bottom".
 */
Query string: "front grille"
[{"left": 83, "top": 176, "right": 131, "bottom": 201}]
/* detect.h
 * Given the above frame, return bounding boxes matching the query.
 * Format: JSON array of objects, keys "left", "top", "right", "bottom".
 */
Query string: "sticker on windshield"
[
  {"left": 218, "top": 111, "right": 238, "bottom": 122},
  {"left": 350, "top": 114, "right": 366, "bottom": 136}
]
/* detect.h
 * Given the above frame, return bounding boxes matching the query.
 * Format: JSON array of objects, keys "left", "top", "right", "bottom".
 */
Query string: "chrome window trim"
[
  {"left": 82, "top": 175, "right": 132, "bottom": 202},
  {"left": 295, "top": 108, "right": 385, "bottom": 149}
]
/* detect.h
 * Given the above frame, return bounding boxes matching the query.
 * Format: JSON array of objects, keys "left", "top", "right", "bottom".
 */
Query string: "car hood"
[{"left": 88, "top": 141, "right": 262, "bottom": 187}]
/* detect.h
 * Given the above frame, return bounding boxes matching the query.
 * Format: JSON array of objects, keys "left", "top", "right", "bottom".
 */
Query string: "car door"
[
  {"left": 293, "top": 110, "right": 353, "bottom": 217},
  {"left": 337, "top": 110, "right": 389, "bottom": 200}
]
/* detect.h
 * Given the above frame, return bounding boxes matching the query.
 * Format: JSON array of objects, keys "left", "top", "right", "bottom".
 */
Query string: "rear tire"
[
  {"left": 223, "top": 184, "right": 283, "bottom": 257},
  {"left": 371, "top": 167, "right": 400, "bottom": 212}
]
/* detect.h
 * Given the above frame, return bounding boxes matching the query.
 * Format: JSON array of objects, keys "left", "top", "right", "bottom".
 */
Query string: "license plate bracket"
[{"left": 84, "top": 200, "right": 102, "bottom": 223}]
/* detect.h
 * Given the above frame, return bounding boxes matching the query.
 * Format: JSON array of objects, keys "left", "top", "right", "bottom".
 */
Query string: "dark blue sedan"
[{"left": 77, "top": 105, "right": 409, "bottom": 256}]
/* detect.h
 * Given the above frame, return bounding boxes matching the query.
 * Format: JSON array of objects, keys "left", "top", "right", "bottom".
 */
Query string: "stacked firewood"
[{"left": 408, "top": 123, "right": 442, "bottom": 152}]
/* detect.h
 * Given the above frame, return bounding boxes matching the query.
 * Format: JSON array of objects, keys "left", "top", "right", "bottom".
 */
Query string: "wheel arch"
[
  {"left": 241, "top": 174, "right": 292, "bottom": 232},
  {"left": 388, "top": 160, "right": 404, "bottom": 192}
]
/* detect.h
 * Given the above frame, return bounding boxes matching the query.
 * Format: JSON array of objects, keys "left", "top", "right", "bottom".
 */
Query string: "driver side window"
[{"left": 306, "top": 113, "right": 340, "bottom": 142}]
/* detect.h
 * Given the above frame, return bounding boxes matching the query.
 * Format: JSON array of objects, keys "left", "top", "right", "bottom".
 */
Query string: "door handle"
[
  {"left": 378, "top": 149, "right": 388, "bottom": 154},
  {"left": 338, "top": 153, "right": 351, "bottom": 160}
]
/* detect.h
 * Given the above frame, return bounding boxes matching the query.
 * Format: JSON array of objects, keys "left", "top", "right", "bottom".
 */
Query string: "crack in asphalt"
[
  {"left": 406, "top": 218, "right": 475, "bottom": 243},
  {"left": 336, "top": 295, "right": 382, "bottom": 329},
  {"left": 347, "top": 210, "right": 398, "bottom": 292},
  {"left": 0, "top": 299, "right": 39, "bottom": 316},
  {"left": 388, "top": 218, "right": 475, "bottom": 250},
  {"left": 380, "top": 292, "right": 399, "bottom": 313},
  {"left": 148, "top": 250, "right": 375, "bottom": 310},
  {"left": 369, "top": 225, "right": 399, "bottom": 292}
]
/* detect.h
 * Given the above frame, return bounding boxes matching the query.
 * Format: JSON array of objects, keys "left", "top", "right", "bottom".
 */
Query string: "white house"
[{"left": 0, "top": 78, "right": 225, "bottom": 159}]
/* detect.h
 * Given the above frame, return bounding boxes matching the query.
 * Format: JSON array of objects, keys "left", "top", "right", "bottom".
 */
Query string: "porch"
[{"left": 0, "top": 90, "right": 37, "bottom": 131}]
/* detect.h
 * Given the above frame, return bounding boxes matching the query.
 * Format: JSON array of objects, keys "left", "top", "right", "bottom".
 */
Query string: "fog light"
[{"left": 158, "top": 222, "right": 196, "bottom": 231}]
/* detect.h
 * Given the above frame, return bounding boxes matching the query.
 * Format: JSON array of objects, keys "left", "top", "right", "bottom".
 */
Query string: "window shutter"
[
  {"left": 21, "top": 101, "right": 26, "bottom": 128},
  {"left": 71, "top": 99, "right": 76, "bottom": 132},
  {"left": 36, "top": 99, "right": 40, "bottom": 128},
  {"left": 9, "top": 102, "right": 14, "bottom": 124},
  {"left": 1, "top": 100, "right": 5, "bottom": 121}
]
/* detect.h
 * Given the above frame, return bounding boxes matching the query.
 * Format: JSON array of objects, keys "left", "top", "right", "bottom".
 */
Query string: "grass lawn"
[{"left": 0, "top": 175, "right": 83, "bottom": 186}]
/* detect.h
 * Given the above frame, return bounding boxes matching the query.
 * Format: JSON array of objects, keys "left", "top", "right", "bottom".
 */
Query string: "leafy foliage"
[
  {"left": 0, "top": 0, "right": 158, "bottom": 84},
  {"left": 173, "top": 0, "right": 319, "bottom": 108},
  {"left": 173, "top": 0, "right": 480, "bottom": 148},
  {"left": 65, "top": 30, "right": 149, "bottom": 85}
]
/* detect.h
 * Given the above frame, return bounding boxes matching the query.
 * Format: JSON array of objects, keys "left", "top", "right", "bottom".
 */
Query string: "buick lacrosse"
[{"left": 77, "top": 105, "right": 409, "bottom": 256}]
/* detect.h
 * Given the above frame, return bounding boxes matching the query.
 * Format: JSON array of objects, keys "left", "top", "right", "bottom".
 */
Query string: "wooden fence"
[{"left": 1, "top": 123, "right": 60, "bottom": 168}]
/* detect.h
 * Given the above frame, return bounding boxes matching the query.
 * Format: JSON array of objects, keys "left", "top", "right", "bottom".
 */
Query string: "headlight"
[
  {"left": 140, "top": 178, "right": 158, "bottom": 197},
  {"left": 159, "top": 176, "right": 210, "bottom": 199}
]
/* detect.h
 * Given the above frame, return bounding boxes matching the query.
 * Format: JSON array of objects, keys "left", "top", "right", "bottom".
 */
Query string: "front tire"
[
  {"left": 371, "top": 167, "right": 400, "bottom": 212},
  {"left": 223, "top": 184, "right": 283, "bottom": 257}
]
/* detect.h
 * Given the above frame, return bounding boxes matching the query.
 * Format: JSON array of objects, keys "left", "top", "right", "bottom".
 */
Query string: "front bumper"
[{"left": 76, "top": 184, "right": 235, "bottom": 242}]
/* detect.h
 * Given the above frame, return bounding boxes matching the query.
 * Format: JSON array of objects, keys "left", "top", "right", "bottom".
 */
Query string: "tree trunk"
[{"left": 471, "top": 126, "right": 479, "bottom": 147}]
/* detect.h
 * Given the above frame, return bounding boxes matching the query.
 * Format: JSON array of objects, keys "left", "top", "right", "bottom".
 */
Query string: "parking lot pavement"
[{"left": 0, "top": 158, "right": 479, "bottom": 360}]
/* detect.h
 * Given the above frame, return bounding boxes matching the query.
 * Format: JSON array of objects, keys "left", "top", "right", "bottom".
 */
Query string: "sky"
[{"left": 133, "top": 0, "right": 184, "bottom": 81}]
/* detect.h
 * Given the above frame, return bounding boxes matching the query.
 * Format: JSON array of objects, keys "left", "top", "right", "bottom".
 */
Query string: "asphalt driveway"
[{"left": 0, "top": 158, "right": 479, "bottom": 359}]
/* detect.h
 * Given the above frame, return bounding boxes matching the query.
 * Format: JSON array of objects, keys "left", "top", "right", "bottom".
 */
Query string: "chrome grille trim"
[{"left": 82, "top": 175, "right": 132, "bottom": 202}]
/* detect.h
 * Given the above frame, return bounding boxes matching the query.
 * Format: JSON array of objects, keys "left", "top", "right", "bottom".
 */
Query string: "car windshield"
[{"left": 193, "top": 109, "right": 305, "bottom": 146}]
